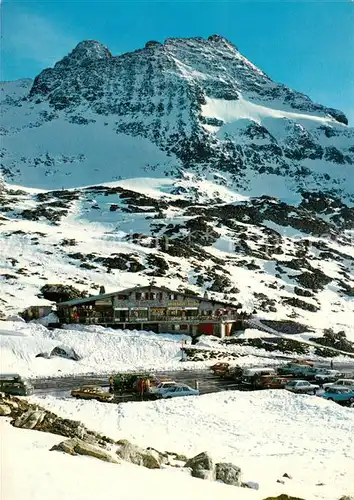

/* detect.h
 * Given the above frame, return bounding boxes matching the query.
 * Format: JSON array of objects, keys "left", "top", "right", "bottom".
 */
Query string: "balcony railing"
[{"left": 59, "top": 314, "right": 239, "bottom": 325}]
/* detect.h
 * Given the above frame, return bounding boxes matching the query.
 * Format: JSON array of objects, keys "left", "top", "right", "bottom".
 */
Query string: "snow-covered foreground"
[
  {"left": 1, "top": 419, "right": 259, "bottom": 500},
  {"left": 31, "top": 390, "right": 354, "bottom": 500},
  {"left": 2, "top": 321, "right": 353, "bottom": 500}
]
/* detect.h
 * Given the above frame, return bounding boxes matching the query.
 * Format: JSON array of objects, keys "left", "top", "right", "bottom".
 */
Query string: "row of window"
[{"left": 134, "top": 292, "right": 179, "bottom": 301}]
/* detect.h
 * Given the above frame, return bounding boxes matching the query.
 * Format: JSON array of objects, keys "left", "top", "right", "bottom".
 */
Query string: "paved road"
[
  {"left": 33, "top": 370, "right": 241, "bottom": 399},
  {"left": 32, "top": 360, "right": 354, "bottom": 403}
]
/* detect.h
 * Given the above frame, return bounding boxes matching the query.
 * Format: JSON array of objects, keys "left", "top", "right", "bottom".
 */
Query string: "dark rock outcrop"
[{"left": 185, "top": 451, "right": 215, "bottom": 480}]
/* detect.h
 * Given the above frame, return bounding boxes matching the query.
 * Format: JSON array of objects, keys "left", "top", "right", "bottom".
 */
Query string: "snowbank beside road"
[
  {"left": 1, "top": 321, "right": 353, "bottom": 378},
  {"left": 31, "top": 390, "right": 354, "bottom": 500},
  {"left": 0, "top": 321, "right": 189, "bottom": 377}
]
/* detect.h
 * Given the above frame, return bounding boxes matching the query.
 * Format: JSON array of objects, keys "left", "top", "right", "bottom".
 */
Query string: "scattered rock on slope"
[
  {"left": 51, "top": 437, "right": 118, "bottom": 463},
  {"left": 116, "top": 439, "right": 161, "bottom": 469},
  {"left": 215, "top": 462, "right": 241, "bottom": 486},
  {"left": 185, "top": 451, "right": 215, "bottom": 480}
]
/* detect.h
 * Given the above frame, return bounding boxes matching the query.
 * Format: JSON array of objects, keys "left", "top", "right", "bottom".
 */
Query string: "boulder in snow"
[
  {"left": 215, "top": 462, "right": 241, "bottom": 486},
  {"left": 50, "top": 345, "right": 81, "bottom": 361},
  {"left": 0, "top": 403, "right": 11, "bottom": 416},
  {"left": 13, "top": 409, "right": 46, "bottom": 429},
  {"left": 184, "top": 451, "right": 215, "bottom": 480},
  {"left": 51, "top": 437, "right": 118, "bottom": 463},
  {"left": 116, "top": 439, "right": 161, "bottom": 469}
]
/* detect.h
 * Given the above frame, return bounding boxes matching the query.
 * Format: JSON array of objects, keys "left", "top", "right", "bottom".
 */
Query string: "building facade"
[{"left": 56, "top": 285, "right": 241, "bottom": 337}]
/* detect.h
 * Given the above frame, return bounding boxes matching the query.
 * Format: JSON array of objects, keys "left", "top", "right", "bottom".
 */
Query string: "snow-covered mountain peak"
[{"left": 54, "top": 40, "right": 112, "bottom": 70}]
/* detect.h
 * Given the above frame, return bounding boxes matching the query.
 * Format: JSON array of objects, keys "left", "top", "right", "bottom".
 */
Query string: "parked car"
[
  {"left": 241, "top": 367, "right": 277, "bottom": 389},
  {"left": 148, "top": 381, "right": 178, "bottom": 395},
  {"left": 257, "top": 376, "right": 290, "bottom": 390},
  {"left": 278, "top": 364, "right": 318, "bottom": 379},
  {"left": 314, "top": 369, "right": 341, "bottom": 383},
  {"left": 157, "top": 384, "right": 199, "bottom": 399},
  {"left": 0, "top": 373, "right": 34, "bottom": 396},
  {"left": 210, "top": 362, "right": 230, "bottom": 376},
  {"left": 285, "top": 380, "right": 319, "bottom": 395},
  {"left": 319, "top": 387, "right": 354, "bottom": 406},
  {"left": 323, "top": 378, "right": 354, "bottom": 390},
  {"left": 71, "top": 385, "right": 114, "bottom": 402}
]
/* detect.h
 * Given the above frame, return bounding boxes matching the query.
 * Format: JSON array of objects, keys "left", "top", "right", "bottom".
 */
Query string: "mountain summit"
[
  {"left": 0, "top": 36, "right": 353, "bottom": 332},
  {"left": 54, "top": 40, "right": 112, "bottom": 70},
  {"left": 1, "top": 35, "right": 353, "bottom": 199}
]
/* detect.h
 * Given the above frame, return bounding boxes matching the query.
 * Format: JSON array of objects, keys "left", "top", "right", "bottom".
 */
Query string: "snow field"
[
  {"left": 0, "top": 419, "right": 260, "bottom": 500},
  {"left": 31, "top": 389, "right": 354, "bottom": 500}
]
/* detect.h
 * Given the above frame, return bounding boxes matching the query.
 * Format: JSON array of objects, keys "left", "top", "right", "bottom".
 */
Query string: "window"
[
  {"left": 135, "top": 292, "right": 142, "bottom": 300},
  {"left": 169, "top": 293, "right": 178, "bottom": 300},
  {"left": 149, "top": 292, "right": 156, "bottom": 300},
  {"left": 135, "top": 310, "right": 148, "bottom": 319}
]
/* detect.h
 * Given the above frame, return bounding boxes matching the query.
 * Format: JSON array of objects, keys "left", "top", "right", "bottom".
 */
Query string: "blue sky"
[{"left": 1, "top": 0, "right": 353, "bottom": 123}]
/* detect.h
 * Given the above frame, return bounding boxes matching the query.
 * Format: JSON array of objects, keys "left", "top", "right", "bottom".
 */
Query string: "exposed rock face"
[
  {"left": 2, "top": 36, "right": 353, "bottom": 197},
  {"left": 54, "top": 41, "right": 112, "bottom": 71},
  {"left": 40, "top": 284, "right": 87, "bottom": 303}
]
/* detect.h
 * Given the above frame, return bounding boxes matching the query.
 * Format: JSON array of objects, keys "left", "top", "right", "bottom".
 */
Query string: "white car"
[
  {"left": 314, "top": 369, "right": 341, "bottom": 382},
  {"left": 157, "top": 384, "right": 199, "bottom": 399},
  {"left": 148, "top": 381, "right": 178, "bottom": 395},
  {"left": 285, "top": 380, "right": 319, "bottom": 395},
  {"left": 323, "top": 378, "right": 354, "bottom": 390}
]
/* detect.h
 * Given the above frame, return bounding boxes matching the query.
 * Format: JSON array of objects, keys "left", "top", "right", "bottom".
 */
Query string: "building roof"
[{"left": 57, "top": 285, "right": 241, "bottom": 309}]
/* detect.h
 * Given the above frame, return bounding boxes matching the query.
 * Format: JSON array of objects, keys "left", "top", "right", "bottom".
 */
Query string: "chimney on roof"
[{"left": 99, "top": 285, "right": 106, "bottom": 294}]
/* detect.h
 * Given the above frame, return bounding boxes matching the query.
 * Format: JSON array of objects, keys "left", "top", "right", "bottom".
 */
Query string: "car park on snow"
[
  {"left": 71, "top": 385, "right": 114, "bottom": 403},
  {"left": 285, "top": 380, "right": 320, "bottom": 395},
  {"left": 319, "top": 387, "right": 354, "bottom": 406}
]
